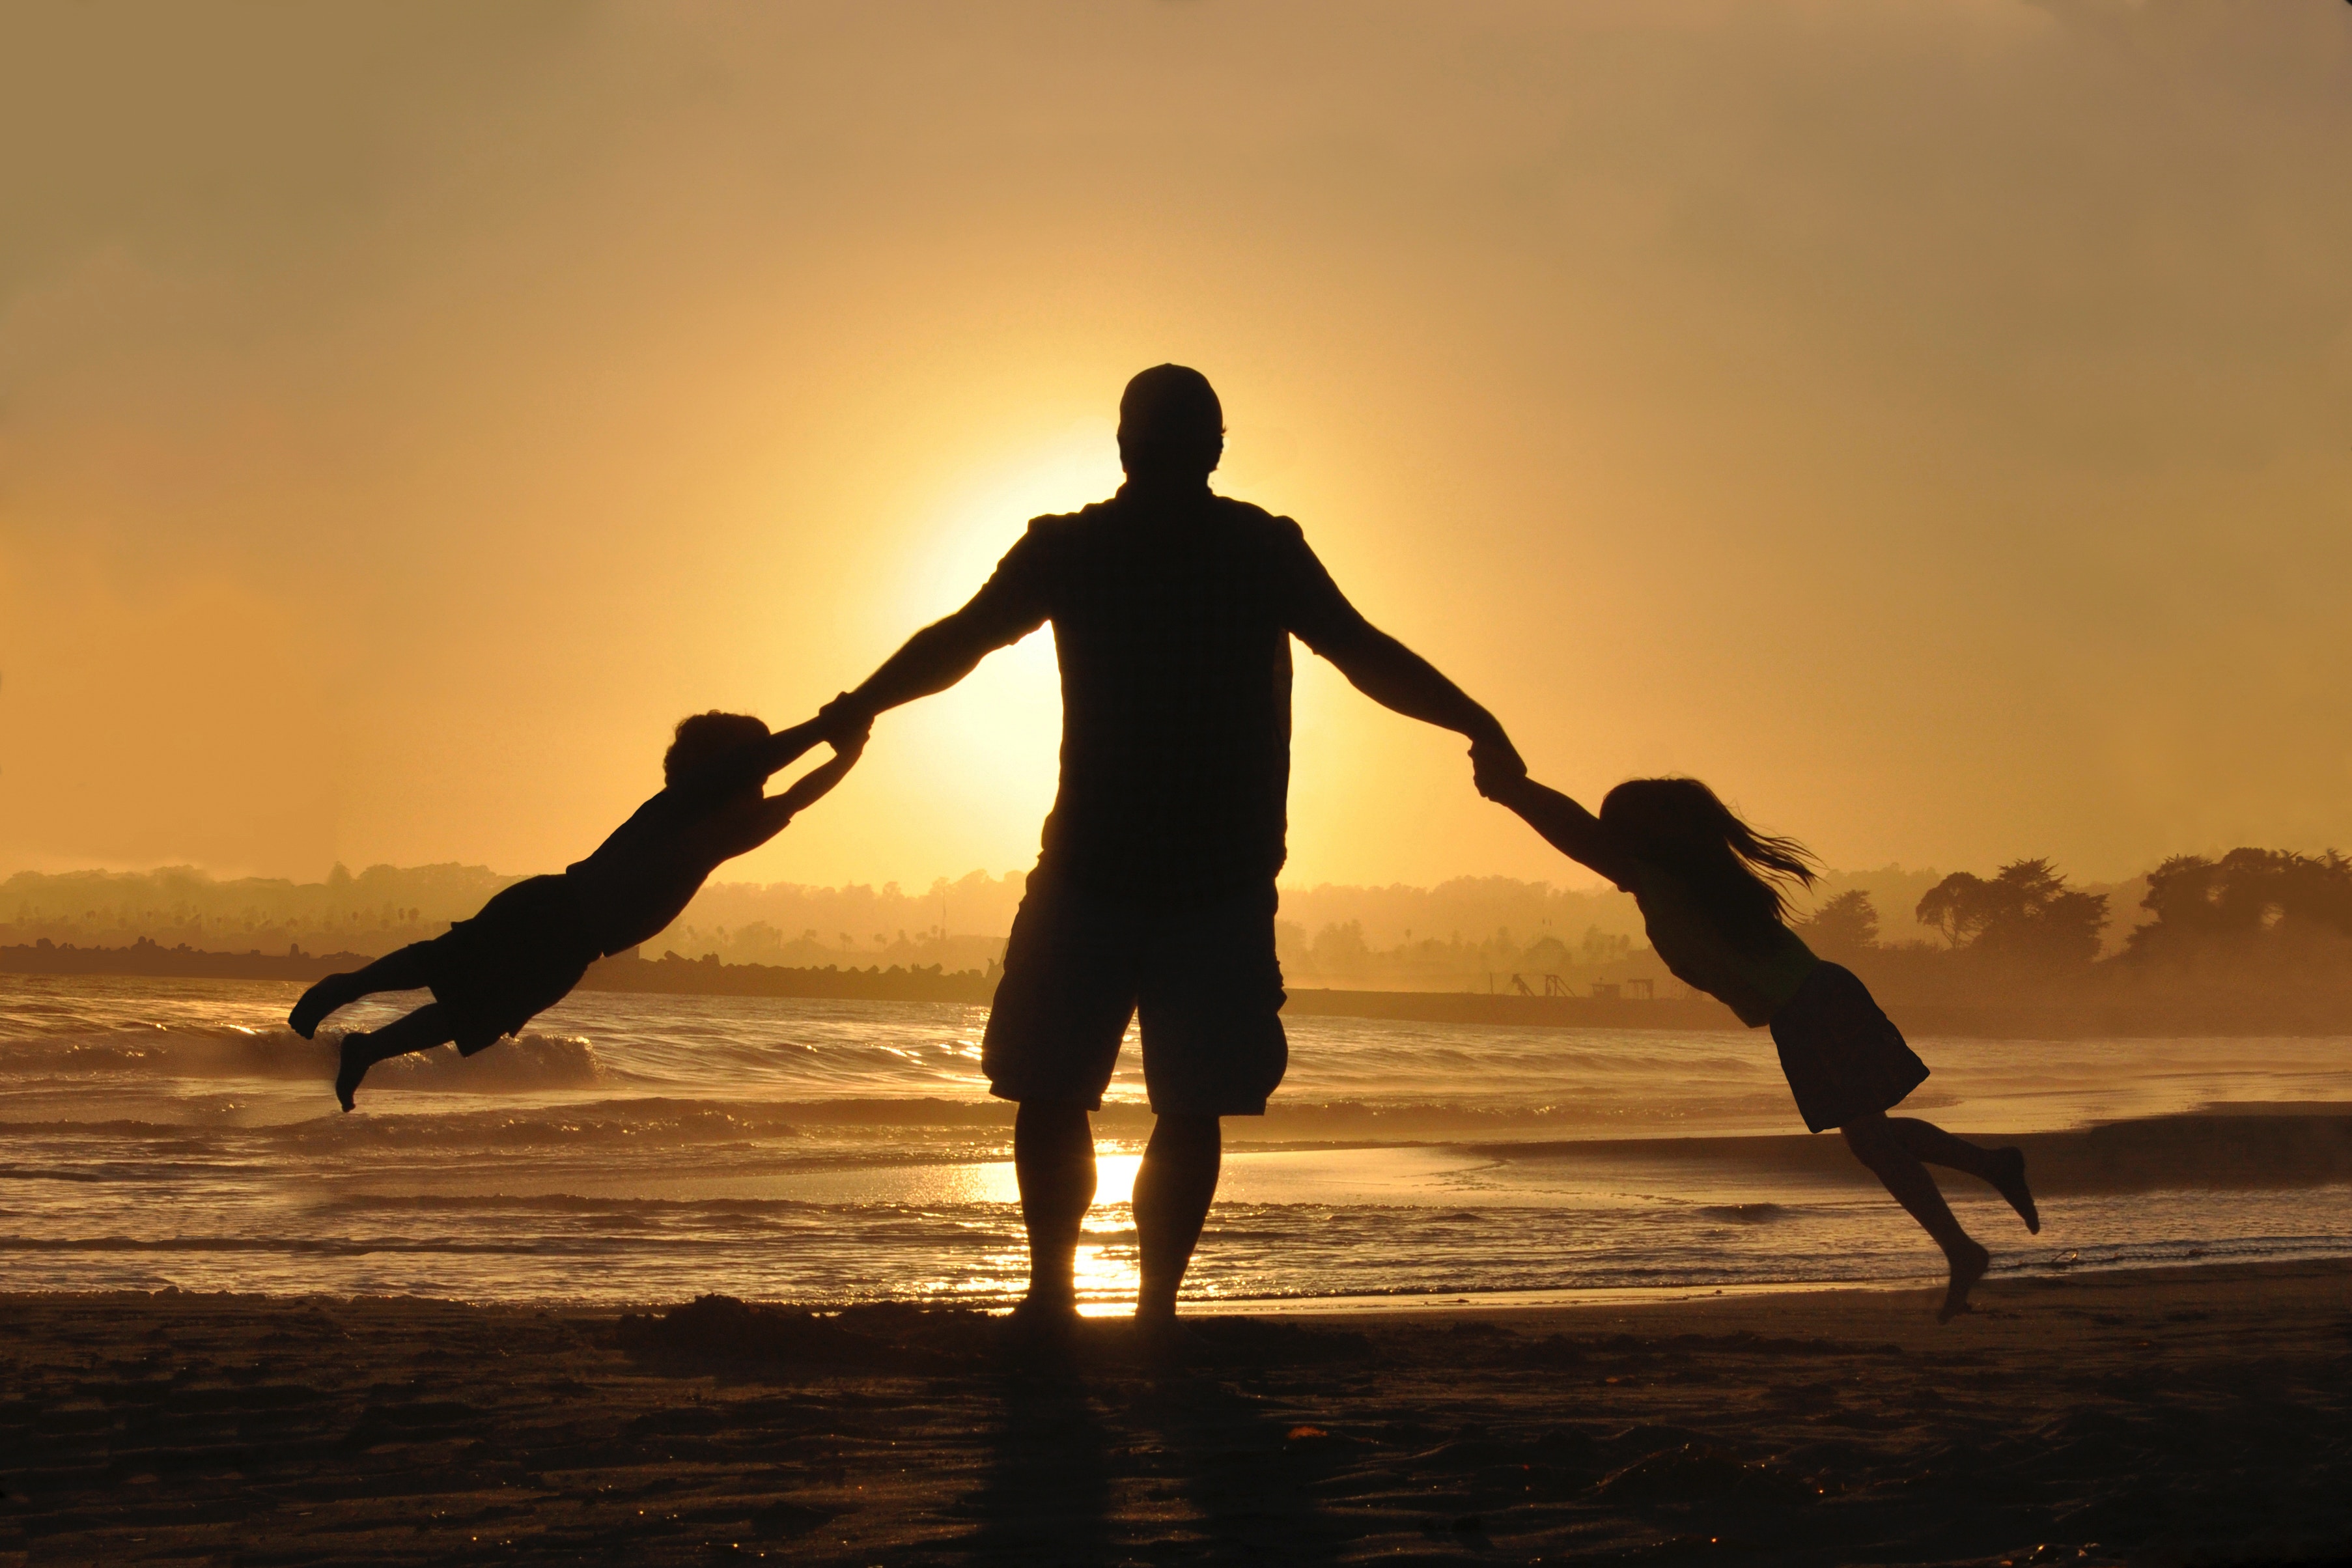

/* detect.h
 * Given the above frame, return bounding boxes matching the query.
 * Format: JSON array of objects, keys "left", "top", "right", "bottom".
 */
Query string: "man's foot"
[
  {"left": 1132, "top": 1308, "right": 1204, "bottom": 1364},
  {"left": 1991, "top": 1147, "right": 2039, "bottom": 1234},
  {"left": 1939, "top": 1239, "right": 1990, "bottom": 1323},
  {"left": 1002, "top": 1291, "right": 1080, "bottom": 1352},
  {"left": 289, "top": 977, "right": 353, "bottom": 1040},
  {"left": 334, "top": 1033, "right": 373, "bottom": 1113}
]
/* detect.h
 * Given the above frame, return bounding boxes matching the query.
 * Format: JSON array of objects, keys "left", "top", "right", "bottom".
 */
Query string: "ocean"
[{"left": 3, "top": 975, "right": 2347, "bottom": 1311}]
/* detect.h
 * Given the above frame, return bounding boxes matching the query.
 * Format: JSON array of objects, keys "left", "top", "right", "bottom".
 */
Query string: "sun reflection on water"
[{"left": 896, "top": 1156, "right": 1147, "bottom": 1311}]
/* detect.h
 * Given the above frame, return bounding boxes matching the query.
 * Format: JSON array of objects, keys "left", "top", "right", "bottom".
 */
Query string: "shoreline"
[
  {"left": 14, "top": 954, "right": 2352, "bottom": 1037},
  {"left": 8, "top": 1250, "right": 2329, "bottom": 1322},
  {"left": 5, "top": 1259, "right": 2347, "bottom": 1564}
]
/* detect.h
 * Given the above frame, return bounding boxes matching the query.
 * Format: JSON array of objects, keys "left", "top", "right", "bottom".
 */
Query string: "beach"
[
  {"left": 7, "top": 977, "right": 2352, "bottom": 1561},
  {"left": 3, "top": 1259, "right": 2347, "bottom": 1565}
]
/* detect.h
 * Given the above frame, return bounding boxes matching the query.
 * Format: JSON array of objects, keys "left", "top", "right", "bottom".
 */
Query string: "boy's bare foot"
[
  {"left": 334, "top": 1033, "right": 372, "bottom": 1112},
  {"left": 289, "top": 977, "right": 352, "bottom": 1040},
  {"left": 1991, "top": 1147, "right": 2039, "bottom": 1234},
  {"left": 1939, "top": 1239, "right": 1989, "bottom": 1323}
]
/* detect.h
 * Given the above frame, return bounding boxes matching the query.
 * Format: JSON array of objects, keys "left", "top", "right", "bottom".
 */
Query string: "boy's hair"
[
  {"left": 1599, "top": 777, "right": 1819, "bottom": 940},
  {"left": 664, "top": 711, "right": 770, "bottom": 787}
]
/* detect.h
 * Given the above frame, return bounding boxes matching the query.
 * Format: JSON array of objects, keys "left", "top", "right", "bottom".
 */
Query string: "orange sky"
[{"left": 3, "top": 1, "right": 2348, "bottom": 893}]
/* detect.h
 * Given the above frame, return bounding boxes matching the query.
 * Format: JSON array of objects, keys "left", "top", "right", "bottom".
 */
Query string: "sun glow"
[
  {"left": 886, "top": 417, "right": 1125, "bottom": 630},
  {"left": 843, "top": 421, "right": 1130, "bottom": 874}
]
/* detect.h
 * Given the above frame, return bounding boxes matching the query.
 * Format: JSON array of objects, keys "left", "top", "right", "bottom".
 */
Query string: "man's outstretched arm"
[
  {"left": 820, "top": 565, "right": 1046, "bottom": 738},
  {"left": 1313, "top": 618, "right": 1526, "bottom": 790}
]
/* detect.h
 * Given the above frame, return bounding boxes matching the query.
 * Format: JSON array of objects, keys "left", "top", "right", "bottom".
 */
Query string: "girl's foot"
[
  {"left": 1939, "top": 1239, "right": 1989, "bottom": 1323},
  {"left": 290, "top": 978, "right": 354, "bottom": 1039},
  {"left": 1991, "top": 1147, "right": 2039, "bottom": 1234},
  {"left": 335, "top": 1033, "right": 373, "bottom": 1112}
]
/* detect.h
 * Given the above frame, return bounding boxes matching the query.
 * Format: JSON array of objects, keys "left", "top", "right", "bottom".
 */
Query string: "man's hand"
[
  {"left": 1469, "top": 720, "right": 1527, "bottom": 802},
  {"left": 817, "top": 690, "right": 872, "bottom": 746},
  {"left": 831, "top": 714, "right": 873, "bottom": 762}
]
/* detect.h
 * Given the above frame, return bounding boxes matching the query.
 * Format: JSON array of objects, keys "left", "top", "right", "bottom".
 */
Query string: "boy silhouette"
[{"left": 290, "top": 712, "right": 865, "bottom": 1109}]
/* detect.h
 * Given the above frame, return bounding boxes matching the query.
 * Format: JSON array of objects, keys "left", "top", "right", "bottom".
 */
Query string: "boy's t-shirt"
[
  {"left": 1623, "top": 860, "right": 1820, "bottom": 1028},
  {"left": 563, "top": 774, "right": 766, "bottom": 959}
]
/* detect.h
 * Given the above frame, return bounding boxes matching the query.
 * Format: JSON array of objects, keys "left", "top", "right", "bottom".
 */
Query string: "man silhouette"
[{"left": 821, "top": 365, "right": 1520, "bottom": 1332}]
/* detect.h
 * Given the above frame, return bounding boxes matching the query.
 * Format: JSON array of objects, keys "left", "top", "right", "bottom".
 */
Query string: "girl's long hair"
[{"left": 1599, "top": 777, "right": 1819, "bottom": 942}]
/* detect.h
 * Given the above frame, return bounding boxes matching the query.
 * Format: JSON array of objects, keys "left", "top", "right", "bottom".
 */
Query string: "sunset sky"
[{"left": 3, "top": 1, "right": 2347, "bottom": 894}]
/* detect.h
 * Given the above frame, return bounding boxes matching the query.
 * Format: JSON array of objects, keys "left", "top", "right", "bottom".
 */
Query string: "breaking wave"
[{"left": 0, "top": 1024, "right": 605, "bottom": 1090}]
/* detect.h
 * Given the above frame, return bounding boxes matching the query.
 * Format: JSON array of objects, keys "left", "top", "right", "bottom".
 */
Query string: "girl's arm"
[{"left": 1492, "top": 776, "right": 1641, "bottom": 889}]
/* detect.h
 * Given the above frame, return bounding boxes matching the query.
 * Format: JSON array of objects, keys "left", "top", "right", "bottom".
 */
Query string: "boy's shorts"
[
  {"left": 419, "top": 875, "right": 600, "bottom": 1054},
  {"left": 981, "top": 871, "right": 1288, "bottom": 1117},
  {"left": 1767, "top": 960, "right": 1931, "bottom": 1133}
]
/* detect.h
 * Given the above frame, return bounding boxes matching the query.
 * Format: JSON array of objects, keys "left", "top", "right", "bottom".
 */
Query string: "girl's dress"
[{"left": 1625, "top": 862, "right": 1929, "bottom": 1133}]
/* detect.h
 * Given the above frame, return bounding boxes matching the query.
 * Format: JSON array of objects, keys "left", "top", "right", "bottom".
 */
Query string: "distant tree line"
[
  {"left": 14, "top": 850, "right": 2352, "bottom": 1005},
  {"left": 1797, "top": 848, "right": 2352, "bottom": 977}
]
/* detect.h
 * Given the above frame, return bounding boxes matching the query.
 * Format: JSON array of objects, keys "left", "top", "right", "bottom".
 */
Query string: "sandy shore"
[{"left": 3, "top": 1261, "right": 2348, "bottom": 1565}]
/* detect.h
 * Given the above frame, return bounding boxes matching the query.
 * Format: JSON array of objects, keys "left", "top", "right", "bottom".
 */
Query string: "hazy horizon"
[
  {"left": 0, "top": 852, "right": 2141, "bottom": 959},
  {"left": 5, "top": 1, "right": 2347, "bottom": 891}
]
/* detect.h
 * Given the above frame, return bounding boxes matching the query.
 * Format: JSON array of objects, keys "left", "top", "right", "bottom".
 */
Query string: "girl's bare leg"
[
  {"left": 1841, "top": 1111, "right": 1987, "bottom": 1321},
  {"left": 1888, "top": 1117, "right": 2039, "bottom": 1234},
  {"left": 336, "top": 1003, "right": 457, "bottom": 1112},
  {"left": 290, "top": 945, "right": 434, "bottom": 1038}
]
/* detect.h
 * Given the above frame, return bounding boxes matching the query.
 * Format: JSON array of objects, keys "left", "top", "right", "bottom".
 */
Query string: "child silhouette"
[
  {"left": 291, "top": 711, "right": 865, "bottom": 1110},
  {"left": 1489, "top": 772, "right": 2038, "bottom": 1321}
]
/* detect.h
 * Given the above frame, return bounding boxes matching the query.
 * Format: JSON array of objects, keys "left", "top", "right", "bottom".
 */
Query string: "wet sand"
[{"left": 2, "top": 1260, "right": 2347, "bottom": 1565}]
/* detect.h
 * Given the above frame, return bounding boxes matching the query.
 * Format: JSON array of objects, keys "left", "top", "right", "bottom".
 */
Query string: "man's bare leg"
[
  {"left": 1842, "top": 1110, "right": 1988, "bottom": 1322},
  {"left": 291, "top": 945, "right": 434, "bottom": 1039},
  {"left": 336, "top": 1003, "right": 458, "bottom": 1112},
  {"left": 1013, "top": 1102, "right": 1096, "bottom": 1320},
  {"left": 1133, "top": 1113, "right": 1221, "bottom": 1324},
  {"left": 1888, "top": 1117, "right": 2039, "bottom": 1234}
]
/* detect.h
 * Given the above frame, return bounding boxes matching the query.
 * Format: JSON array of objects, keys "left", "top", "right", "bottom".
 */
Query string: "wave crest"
[{"left": 0, "top": 1026, "right": 605, "bottom": 1091}]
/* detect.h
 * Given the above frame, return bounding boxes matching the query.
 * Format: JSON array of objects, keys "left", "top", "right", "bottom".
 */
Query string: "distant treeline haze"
[{"left": 14, "top": 852, "right": 2348, "bottom": 1003}]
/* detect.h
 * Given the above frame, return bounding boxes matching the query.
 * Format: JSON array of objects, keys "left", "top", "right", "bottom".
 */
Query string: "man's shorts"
[{"left": 981, "top": 871, "right": 1287, "bottom": 1117}]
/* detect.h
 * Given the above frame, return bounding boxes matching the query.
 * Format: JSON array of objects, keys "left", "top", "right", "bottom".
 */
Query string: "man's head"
[
  {"left": 665, "top": 710, "right": 770, "bottom": 787},
  {"left": 1117, "top": 364, "right": 1224, "bottom": 483}
]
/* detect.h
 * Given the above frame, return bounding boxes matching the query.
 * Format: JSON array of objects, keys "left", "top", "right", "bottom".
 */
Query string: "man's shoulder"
[
  {"left": 1008, "top": 499, "right": 1115, "bottom": 556},
  {"left": 1207, "top": 494, "right": 1302, "bottom": 535},
  {"left": 1024, "top": 497, "right": 1119, "bottom": 532},
  {"left": 1015, "top": 492, "right": 1312, "bottom": 567}
]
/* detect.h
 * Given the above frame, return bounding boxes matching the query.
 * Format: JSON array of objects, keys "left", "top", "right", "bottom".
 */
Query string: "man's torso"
[{"left": 977, "top": 487, "right": 1358, "bottom": 901}]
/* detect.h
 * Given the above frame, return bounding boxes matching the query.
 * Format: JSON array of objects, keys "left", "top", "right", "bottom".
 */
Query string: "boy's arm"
[
  {"left": 740, "top": 732, "right": 867, "bottom": 845},
  {"left": 1492, "top": 776, "right": 1641, "bottom": 889},
  {"left": 749, "top": 717, "right": 826, "bottom": 781},
  {"left": 667, "top": 717, "right": 830, "bottom": 815}
]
